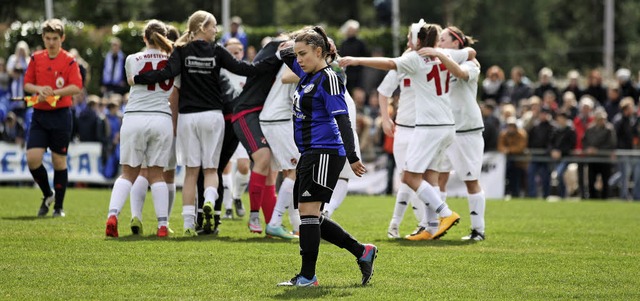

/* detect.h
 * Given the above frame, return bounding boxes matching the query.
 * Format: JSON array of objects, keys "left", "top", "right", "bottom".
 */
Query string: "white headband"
[{"left": 410, "top": 19, "right": 426, "bottom": 46}]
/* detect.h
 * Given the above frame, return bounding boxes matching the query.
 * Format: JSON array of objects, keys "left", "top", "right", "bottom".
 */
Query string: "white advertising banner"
[{"left": 445, "top": 151, "right": 506, "bottom": 199}]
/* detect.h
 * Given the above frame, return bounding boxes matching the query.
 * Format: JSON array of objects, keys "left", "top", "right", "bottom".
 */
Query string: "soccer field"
[{"left": 0, "top": 187, "right": 639, "bottom": 300}]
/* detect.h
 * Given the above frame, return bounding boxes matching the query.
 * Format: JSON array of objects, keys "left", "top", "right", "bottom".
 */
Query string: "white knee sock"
[
  {"left": 416, "top": 181, "right": 452, "bottom": 217},
  {"left": 410, "top": 195, "right": 428, "bottom": 228},
  {"left": 108, "top": 178, "right": 133, "bottom": 218},
  {"left": 390, "top": 183, "right": 412, "bottom": 226},
  {"left": 222, "top": 173, "right": 233, "bottom": 210},
  {"left": 440, "top": 190, "right": 447, "bottom": 203},
  {"left": 150, "top": 182, "right": 169, "bottom": 228},
  {"left": 129, "top": 176, "right": 149, "bottom": 220},
  {"left": 167, "top": 182, "right": 176, "bottom": 217},
  {"left": 288, "top": 207, "right": 301, "bottom": 233},
  {"left": 232, "top": 171, "right": 249, "bottom": 200},
  {"left": 204, "top": 186, "right": 218, "bottom": 205},
  {"left": 269, "top": 177, "right": 294, "bottom": 228},
  {"left": 325, "top": 179, "right": 348, "bottom": 217},
  {"left": 468, "top": 190, "right": 486, "bottom": 233},
  {"left": 182, "top": 205, "right": 196, "bottom": 230}
]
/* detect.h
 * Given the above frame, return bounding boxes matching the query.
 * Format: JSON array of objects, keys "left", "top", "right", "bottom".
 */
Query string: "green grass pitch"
[{"left": 0, "top": 187, "right": 639, "bottom": 300}]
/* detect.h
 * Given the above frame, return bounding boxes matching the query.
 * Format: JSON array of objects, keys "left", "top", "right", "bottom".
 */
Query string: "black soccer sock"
[
  {"left": 53, "top": 169, "right": 68, "bottom": 210},
  {"left": 320, "top": 215, "right": 365, "bottom": 259},
  {"left": 29, "top": 165, "right": 52, "bottom": 198},
  {"left": 215, "top": 171, "right": 224, "bottom": 212},
  {"left": 196, "top": 168, "right": 205, "bottom": 227},
  {"left": 299, "top": 215, "right": 320, "bottom": 279}
]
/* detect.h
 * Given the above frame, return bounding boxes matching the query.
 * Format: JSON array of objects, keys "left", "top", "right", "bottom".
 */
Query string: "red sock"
[
  {"left": 249, "top": 172, "right": 266, "bottom": 212},
  {"left": 261, "top": 185, "right": 277, "bottom": 224}
]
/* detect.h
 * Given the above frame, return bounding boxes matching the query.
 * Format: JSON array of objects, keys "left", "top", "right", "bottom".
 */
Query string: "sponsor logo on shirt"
[
  {"left": 185, "top": 56, "right": 216, "bottom": 69},
  {"left": 303, "top": 83, "right": 315, "bottom": 94}
]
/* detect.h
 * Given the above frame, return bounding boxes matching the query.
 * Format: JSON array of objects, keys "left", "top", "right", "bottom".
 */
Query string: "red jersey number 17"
[
  {"left": 426, "top": 63, "right": 450, "bottom": 96},
  {"left": 139, "top": 60, "right": 174, "bottom": 91}
]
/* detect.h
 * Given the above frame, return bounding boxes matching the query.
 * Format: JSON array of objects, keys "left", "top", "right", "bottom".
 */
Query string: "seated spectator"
[
  {"left": 542, "top": 90, "right": 559, "bottom": 112},
  {"left": 500, "top": 103, "right": 518, "bottom": 128},
  {"left": 549, "top": 111, "right": 576, "bottom": 198},
  {"left": 562, "top": 70, "right": 583, "bottom": 100},
  {"left": 521, "top": 96, "right": 541, "bottom": 131},
  {"left": 527, "top": 107, "right": 554, "bottom": 198},
  {"left": 560, "top": 91, "right": 579, "bottom": 119},
  {"left": 583, "top": 108, "right": 617, "bottom": 199},
  {"left": 0, "top": 111, "right": 25, "bottom": 146},
  {"left": 584, "top": 69, "right": 607, "bottom": 106},
  {"left": 573, "top": 96, "right": 595, "bottom": 198},
  {"left": 481, "top": 101, "right": 500, "bottom": 151},
  {"left": 604, "top": 83, "right": 622, "bottom": 122},
  {"left": 534, "top": 67, "right": 559, "bottom": 100},
  {"left": 481, "top": 65, "right": 507, "bottom": 102},
  {"left": 615, "top": 68, "right": 638, "bottom": 104},
  {"left": 504, "top": 66, "right": 532, "bottom": 107},
  {"left": 498, "top": 117, "right": 528, "bottom": 198}
]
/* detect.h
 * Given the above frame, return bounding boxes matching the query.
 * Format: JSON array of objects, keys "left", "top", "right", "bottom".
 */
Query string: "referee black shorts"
[
  {"left": 293, "top": 152, "right": 346, "bottom": 208},
  {"left": 27, "top": 107, "right": 72, "bottom": 155},
  {"left": 232, "top": 111, "right": 269, "bottom": 156}
]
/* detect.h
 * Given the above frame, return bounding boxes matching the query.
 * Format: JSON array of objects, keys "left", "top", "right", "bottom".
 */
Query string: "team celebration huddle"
[{"left": 26, "top": 9, "right": 486, "bottom": 287}]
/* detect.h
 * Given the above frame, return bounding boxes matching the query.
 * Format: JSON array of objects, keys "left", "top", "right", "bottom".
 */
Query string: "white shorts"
[
  {"left": 231, "top": 144, "right": 250, "bottom": 160},
  {"left": 176, "top": 110, "right": 224, "bottom": 169},
  {"left": 119, "top": 114, "right": 173, "bottom": 168},
  {"left": 404, "top": 126, "right": 454, "bottom": 173},
  {"left": 392, "top": 126, "right": 413, "bottom": 172},
  {"left": 164, "top": 137, "right": 177, "bottom": 171},
  {"left": 261, "top": 121, "right": 299, "bottom": 171},
  {"left": 439, "top": 130, "right": 484, "bottom": 181},
  {"left": 338, "top": 127, "right": 362, "bottom": 179}
]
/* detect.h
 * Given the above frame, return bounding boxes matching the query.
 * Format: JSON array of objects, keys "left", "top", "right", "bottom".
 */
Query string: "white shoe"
[{"left": 387, "top": 223, "right": 400, "bottom": 239}]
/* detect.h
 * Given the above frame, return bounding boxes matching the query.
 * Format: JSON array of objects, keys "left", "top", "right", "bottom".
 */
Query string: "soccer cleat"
[
  {"left": 37, "top": 192, "right": 55, "bottom": 217},
  {"left": 234, "top": 199, "right": 246, "bottom": 217},
  {"left": 404, "top": 227, "right": 433, "bottom": 241},
  {"left": 387, "top": 223, "right": 400, "bottom": 239},
  {"left": 432, "top": 211, "right": 461, "bottom": 240},
  {"left": 357, "top": 244, "right": 378, "bottom": 285},
  {"left": 202, "top": 202, "right": 215, "bottom": 234},
  {"left": 222, "top": 209, "right": 234, "bottom": 219},
  {"left": 277, "top": 274, "right": 319, "bottom": 287},
  {"left": 106, "top": 215, "right": 119, "bottom": 238},
  {"left": 157, "top": 226, "right": 169, "bottom": 237},
  {"left": 130, "top": 217, "right": 144, "bottom": 235},
  {"left": 52, "top": 209, "right": 66, "bottom": 218},
  {"left": 266, "top": 225, "right": 298, "bottom": 240},
  {"left": 461, "top": 229, "right": 485, "bottom": 241},
  {"left": 183, "top": 227, "right": 198, "bottom": 237},
  {"left": 290, "top": 230, "right": 300, "bottom": 237},
  {"left": 248, "top": 216, "right": 263, "bottom": 234}
]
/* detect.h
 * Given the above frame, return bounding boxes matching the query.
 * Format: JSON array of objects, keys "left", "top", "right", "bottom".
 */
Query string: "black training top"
[{"left": 134, "top": 40, "right": 276, "bottom": 114}]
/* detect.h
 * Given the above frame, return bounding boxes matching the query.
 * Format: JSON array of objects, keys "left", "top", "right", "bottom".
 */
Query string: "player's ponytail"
[
  {"left": 446, "top": 26, "right": 477, "bottom": 49},
  {"left": 176, "top": 10, "right": 215, "bottom": 47},
  {"left": 417, "top": 23, "right": 442, "bottom": 48},
  {"left": 144, "top": 20, "right": 173, "bottom": 54},
  {"left": 296, "top": 25, "right": 334, "bottom": 62}
]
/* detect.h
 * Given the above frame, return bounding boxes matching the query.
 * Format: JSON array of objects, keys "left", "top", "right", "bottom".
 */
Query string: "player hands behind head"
[
  {"left": 24, "top": 18, "right": 83, "bottom": 218},
  {"left": 105, "top": 19, "right": 175, "bottom": 238},
  {"left": 276, "top": 26, "right": 376, "bottom": 287}
]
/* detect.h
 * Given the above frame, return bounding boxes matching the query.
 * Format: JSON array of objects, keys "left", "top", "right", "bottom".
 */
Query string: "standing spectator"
[
  {"left": 604, "top": 84, "right": 621, "bottom": 122},
  {"left": 103, "top": 100, "right": 122, "bottom": 179},
  {"left": 562, "top": 70, "right": 583, "bottom": 100},
  {"left": 534, "top": 67, "right": 559, "bottom": 100},
  {"left": 220, "top": 16, "right": 249, "bottom": 57},
  {"left": 549, "top": 111, "right": 576, "bottom": 198},
  {"left": 481, "top": 101, "right": 500, "bottom": 151},
  {"left": 0, "top": 58, "right": 10, "bottom": 112},
  {"left": 573, "top": 96, "right": 595, "bottom": 198},
  {"left": 1, "top": 111, "right": 25, "bottom": 146},
  {"left": 100, "top": 37, "right": 128, "bottom": 96},
  {"left": 526, "top": 107, "right": 554, "bottom": 198},
  {"left": 584, "top": 69, "right": 607, "bottom": 106},
  {"left": 498, "top": 117, "right": 528, "bottom": 198},
  {"left": 7, "top": 41, "right": 31, "bottom": 118},
  {"left": 583, "top": 108, "right": 617, "bottom": 199},
  {"left": 612, "top": 98, "right": 636, "bottom": 199},
  {"left": 615, "top": 68, "right": 638, "bottom": 104},
  {"left": 77, "top": 95, "right": 107, "bottom": 143},
  {"left": 339, "top": 20, "right": 368, "bottom": 93},
  {"left": 504, "top": 66, "right": 532, "bottom": 107},
  {"left": 69, "top": 48, "right": 90, "bottom": 87},
  {"left": 23, "top": 19, "right": 83, "bottom": 217},
  {"left": 542, "top": 90, "right": 559, "bottom": 112},
  {"left": 560, "top": 91, "right": 579, "bottom": 119},
  {"left": 481, "top": 65, "right": 507, "bottom": 101}
]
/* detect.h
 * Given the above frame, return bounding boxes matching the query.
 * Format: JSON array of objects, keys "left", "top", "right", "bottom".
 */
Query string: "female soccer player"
[
  {"left": 432, "top": 26, "right": 486, "bottom": 241},
  {"left": 131, "top": 10, "right": 278, "bottom": 236},
  {"left": 276, "top": 26, "right": 376, "bottom": 287},
  {"left": 105, "top": 19, "right": 175, "bottom": 237},
  {"left": 340, "top": 20, "right": 475, "bottom": 239}
]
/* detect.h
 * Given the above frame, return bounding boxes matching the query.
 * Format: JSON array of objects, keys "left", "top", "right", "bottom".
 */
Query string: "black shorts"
[
  {"left": 294, "top": 153, "right": 346, "bottom": 208},
  {"left": 27, "top": 108, "right": 72, "bottom": 155},
  {"left": 232, "top": 111, "right": 269, "bottom": 156}
]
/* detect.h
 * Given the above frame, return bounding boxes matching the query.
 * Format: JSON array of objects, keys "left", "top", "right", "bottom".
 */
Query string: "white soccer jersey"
[
  {"left": 392, "top": 49, "right": 468, "bottom": 126},
  {"left": 259, "top": 65, "right": 296, "bottom": 121},
  {"left": 124, "top": 49, "right": 173, "bottom": 115},
  {"left": 377, "top": 70, "right": 416, "bottom": 127},
  {"left": 220, "top": 68, "right": 246, "bottom": 92},
  {"left": 450, "top": 60, "right": 483, "bottom": 132}
]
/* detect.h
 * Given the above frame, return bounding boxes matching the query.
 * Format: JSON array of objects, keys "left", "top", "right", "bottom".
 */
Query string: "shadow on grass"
[
  {"left": 375, "top": 238, "right": 476, "bottom": 247},
  {"left": 1, "top": 216, "right": 46, "bottom": 221},
  {"left": 272, "top": 284, "right": 359, "bottom": 299}
]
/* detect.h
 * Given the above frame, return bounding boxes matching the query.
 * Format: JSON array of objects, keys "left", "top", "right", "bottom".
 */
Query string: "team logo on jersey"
[
  {"left": 303, "top": 83, "right": 315, "bottom": 94},
  {"left": 403, "top": 78, "right": 411, "bottom": 87},
  {"left": 55, "top": 76, "right": 65, "bottom": 88}
]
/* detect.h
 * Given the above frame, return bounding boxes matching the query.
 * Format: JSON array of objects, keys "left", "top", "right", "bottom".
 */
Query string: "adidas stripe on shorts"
[{"left": 294, "top": 153, "right": 345, "bottom": 207}]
